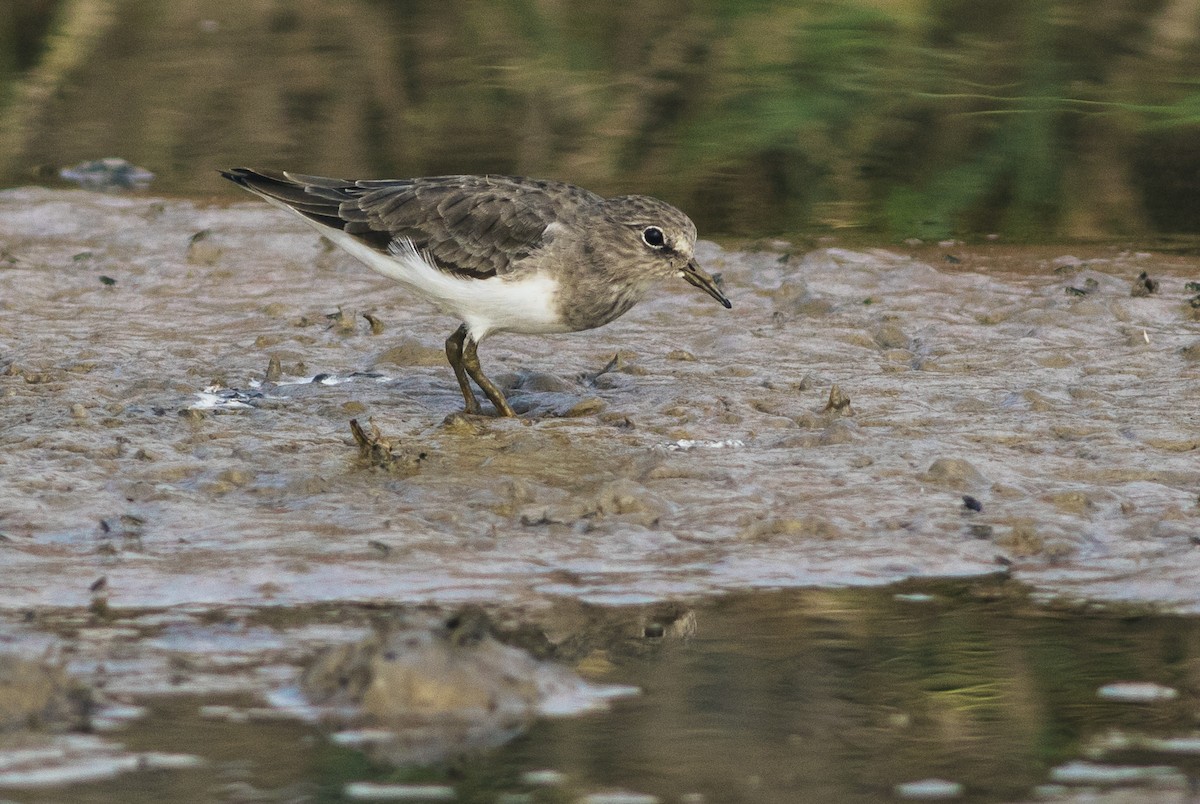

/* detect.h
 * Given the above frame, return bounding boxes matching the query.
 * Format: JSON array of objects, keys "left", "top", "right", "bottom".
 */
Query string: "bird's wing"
[{"left": 222, "top": 168, "right": 599, "bottom": 279}]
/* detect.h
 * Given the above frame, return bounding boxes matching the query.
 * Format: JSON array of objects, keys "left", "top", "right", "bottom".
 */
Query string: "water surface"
[{"left": 4, "top": 582, "right": 1200, "bottom": 802}]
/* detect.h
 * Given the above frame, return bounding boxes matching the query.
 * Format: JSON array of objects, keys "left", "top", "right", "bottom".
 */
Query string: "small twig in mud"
[
  {"left": 583, "top": 351, "right": 631, "bottom": 384},
  {"left": 596, "top": 353, "right": 622, "bottom": 377},
  {"left": 362, "top": 312, "right": 385, "bottom": 335},
  {"left": 1065, "top": 278, "right": 1098, "bottom": 296},
  {"left": 349, "top": 418, "right": 425, "bottom": 474},
  {"left": 326, "top": 307, "right": 357, "bottom": 333},
  {"left": 822, "top": 384, "right": 852, "bottom": 415}
]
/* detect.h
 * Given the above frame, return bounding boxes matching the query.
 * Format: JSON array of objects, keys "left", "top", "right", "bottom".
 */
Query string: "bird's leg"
[
  {"left": 461, "top": 334, "right": 516, "bottom": 417},
  {"left": 445, "top": 324, "right": 482, "bottom": 415}
]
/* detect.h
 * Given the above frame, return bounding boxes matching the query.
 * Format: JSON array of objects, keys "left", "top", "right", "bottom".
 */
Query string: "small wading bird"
[{"left": 222, "top": 168, "right": 731, "bottom": 417}]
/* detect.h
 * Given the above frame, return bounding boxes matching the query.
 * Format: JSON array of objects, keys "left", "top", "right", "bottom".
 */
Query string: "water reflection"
[
  {"left": 473, "top": 584, "right": 1199, "bottom": 802},
  {"left": 2, "top": 0, "right": 1199, "bottom": 237},
  {"left": 7, "top": 581, "right": 1200, "bottom": 802}
]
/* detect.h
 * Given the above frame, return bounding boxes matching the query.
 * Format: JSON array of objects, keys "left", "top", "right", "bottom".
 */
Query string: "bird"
[{"left": 221, "top": 168, "right": 731, "bottom": 417}]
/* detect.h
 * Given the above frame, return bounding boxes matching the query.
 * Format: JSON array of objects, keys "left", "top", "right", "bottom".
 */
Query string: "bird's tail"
[{"left": 220, "top": 167, "right": 359, "bottom": 230}]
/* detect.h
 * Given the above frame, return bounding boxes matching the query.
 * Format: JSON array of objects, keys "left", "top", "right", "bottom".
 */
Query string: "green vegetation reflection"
[
  {"left": 464, "top": 581, "right": 1198, "bottom": 802},
  {"left": 2, "top": 0, "right": 1199, "bottom": 238}
]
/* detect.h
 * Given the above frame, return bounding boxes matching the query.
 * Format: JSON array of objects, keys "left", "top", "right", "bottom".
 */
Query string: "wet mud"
[
  {"left": 2, "top": 189, "right": 1200, "bottom": 800},
  {"left": 2, "top": 188, "right": 1198, "bottom": 611}
]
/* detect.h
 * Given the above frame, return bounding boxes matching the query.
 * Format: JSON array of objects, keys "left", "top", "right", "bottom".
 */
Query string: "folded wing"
[{"left": 221, "top": 168, "right": 600, "bottom": 279}]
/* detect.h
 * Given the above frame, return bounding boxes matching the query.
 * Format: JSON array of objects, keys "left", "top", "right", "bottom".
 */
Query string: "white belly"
[{"left": 318, "top": 229, "right": 567, "bottom": 341}]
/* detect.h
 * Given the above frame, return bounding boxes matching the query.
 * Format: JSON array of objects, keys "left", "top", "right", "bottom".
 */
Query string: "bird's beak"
[{"left": 679, "top": 258, "right": 732, "bottom": 309}]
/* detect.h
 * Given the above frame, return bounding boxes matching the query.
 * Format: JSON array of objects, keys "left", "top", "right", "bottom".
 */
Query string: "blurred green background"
[{"left": 3, "top": 0, "right": 1200, "bottom": 239}]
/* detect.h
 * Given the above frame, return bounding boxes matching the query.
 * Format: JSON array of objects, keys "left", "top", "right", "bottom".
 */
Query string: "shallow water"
[
  {"left": 4, "top": 582, "right": 1200, "bottom": 802},
  {"left": 3, "top": 190, "right": 1200, "bottom": 800}
]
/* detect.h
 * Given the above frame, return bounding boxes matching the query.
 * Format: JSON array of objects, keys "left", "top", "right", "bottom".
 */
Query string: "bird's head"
[{"left": 604, "top": 195, "right": 732, "bottom": 309}]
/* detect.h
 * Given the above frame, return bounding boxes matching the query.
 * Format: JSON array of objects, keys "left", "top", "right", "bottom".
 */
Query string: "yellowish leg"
[
  {"left": 445, "top": 325, "right": 515, "bottom": 417},
  {"left": 462, "top": 335, "right": 516, "bottom": 417},
  {"left": 444, "top": 325, "right": 482, "bottom": 415}
]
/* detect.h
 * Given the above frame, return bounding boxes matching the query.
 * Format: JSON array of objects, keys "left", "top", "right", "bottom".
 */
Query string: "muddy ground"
[{"left": 2, "top": 188, "right": 1198, "bottom": 613}]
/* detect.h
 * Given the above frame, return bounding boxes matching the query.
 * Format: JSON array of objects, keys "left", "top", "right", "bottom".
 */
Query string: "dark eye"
[{"left": 642, "top": 226, "right": 665, "bottom": 248}]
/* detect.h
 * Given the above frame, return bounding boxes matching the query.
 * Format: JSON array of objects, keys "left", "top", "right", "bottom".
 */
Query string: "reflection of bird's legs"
[{"left": 445, "top": 324, "right": 481, "bottom": 415}]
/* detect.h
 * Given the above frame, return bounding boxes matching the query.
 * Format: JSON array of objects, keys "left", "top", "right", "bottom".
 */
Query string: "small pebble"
[
  {"left": 1130, "top": 271, "right": 1159, "bottom": 297},
  {"left": 873, "top": 323, "right": 909, "bottom": 349},
  {"left": 822, "top": 384, "right": 852, "bottom": 415},
  {"left": 922, "top": 458, "right": 985, "bottom": 489},
  {"left": 564, "top": 397, "right": 605, "bottom": 417},
  {"left": 186, "top": 229, "right": 223, "bottom": 265},
  {"left": 60, "top": 157, "right": 153, "bottom": 190}
]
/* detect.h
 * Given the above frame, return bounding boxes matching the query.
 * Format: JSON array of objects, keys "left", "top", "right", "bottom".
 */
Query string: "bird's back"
[{"left": 221, "top": 169, "right": 601, "bottom": 280}]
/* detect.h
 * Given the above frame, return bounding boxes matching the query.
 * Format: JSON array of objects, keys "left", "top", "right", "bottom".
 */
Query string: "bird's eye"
[{"left": 642, "top": 226, "right": 666, "bottom": 248}]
